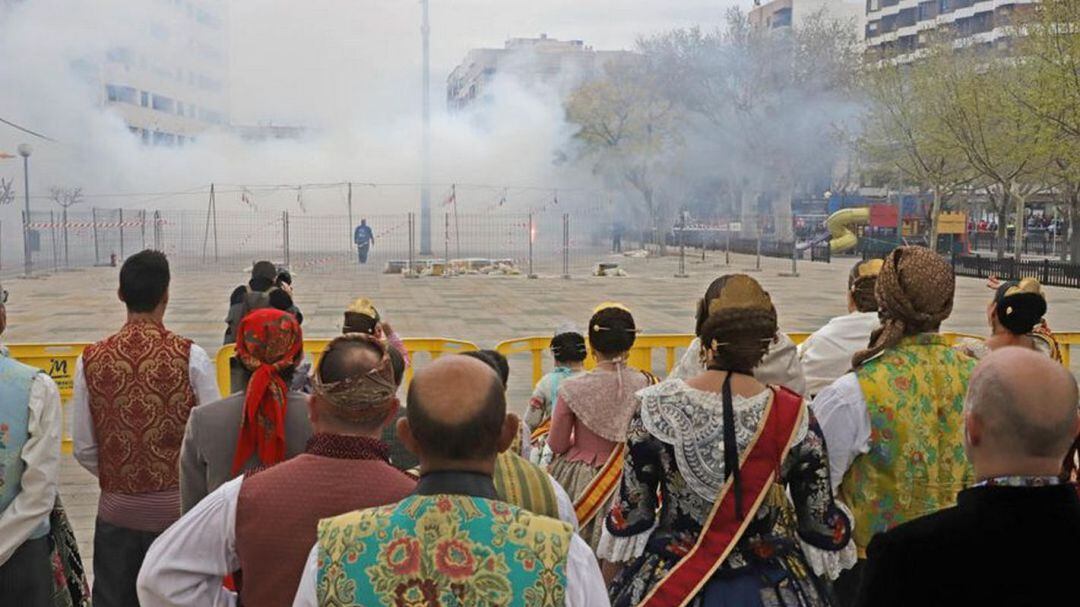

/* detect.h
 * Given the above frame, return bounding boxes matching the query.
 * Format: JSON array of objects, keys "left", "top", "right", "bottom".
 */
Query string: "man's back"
[
  {"left": 235, "top": 442, "right": 415, "bottom": 607},
  {"left": 858, "top": 483, "right": 1080, "bottom": 606},
  {"left": 180, "top": 391, "right": 312, "bottom": 512}
]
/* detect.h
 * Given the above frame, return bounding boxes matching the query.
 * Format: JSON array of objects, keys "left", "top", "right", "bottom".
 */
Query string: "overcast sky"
[{"left": 229, "top": 0, "right": 742, "bottom": 124}]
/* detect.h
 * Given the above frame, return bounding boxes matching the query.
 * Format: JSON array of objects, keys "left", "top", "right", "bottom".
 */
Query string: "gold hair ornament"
[{"left": 706, "top": 275, "right": 773, "bottom": 316}]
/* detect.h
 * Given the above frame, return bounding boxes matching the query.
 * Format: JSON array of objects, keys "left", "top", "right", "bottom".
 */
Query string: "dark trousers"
[
  {"left": 92, "top": 519, "right": 162, "bottom": 607},
  {"left": 832, "top": 559, "right": 865, "bottom": 607},
  {"left": 0, "top": 535, "right": 52, "bottom": 607},
  {"left": 357, "top": 243, "right": 370, "bottom": 264}
]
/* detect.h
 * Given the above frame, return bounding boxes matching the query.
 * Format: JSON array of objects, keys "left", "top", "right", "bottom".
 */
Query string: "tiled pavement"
[{"left": 4, "top": 249, "right": 1079, "bottom": 577}]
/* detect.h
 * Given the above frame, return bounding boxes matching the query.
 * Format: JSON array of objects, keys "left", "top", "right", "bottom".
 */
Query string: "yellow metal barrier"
[
  {"left": 214, "top": 337, "right": 480, "bottom": 397},
  {"left": 5, "top": 343, "right": 90, "bottom": 454},
  {"left": 496, "top": 334, "right": 697, "bottom": 386}
]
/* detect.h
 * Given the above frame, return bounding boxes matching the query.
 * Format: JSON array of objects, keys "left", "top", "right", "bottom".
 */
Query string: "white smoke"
[{"left": 0, "top": 0, "right": 731, "bottom": 261}]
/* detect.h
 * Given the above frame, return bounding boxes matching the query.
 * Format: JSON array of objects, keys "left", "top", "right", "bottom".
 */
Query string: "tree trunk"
[
  {"left": 1013, "top": 187, "right": 1026, "bottom": 261},
  {"left": 928, "top": 186, "right": 942, "bottom": 253},
  {"left": 1070, "top": 200, "right": 1080, "bottom": 264},
  {"left": 773, "top": 185, "right": 794, "bottom": 243},
  {"left": 993, "top": 189, "right": 1009, "bottom": 261}
]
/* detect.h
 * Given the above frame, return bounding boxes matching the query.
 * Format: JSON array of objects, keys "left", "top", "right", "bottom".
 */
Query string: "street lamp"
[{"left": 17, "top": 144, "right": 32, "bottom": 277}]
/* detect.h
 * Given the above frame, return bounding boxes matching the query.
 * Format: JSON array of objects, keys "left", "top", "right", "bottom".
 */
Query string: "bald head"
[
  {"left": 965, "top": 347, "right": 1079, "bottom": 465},
  {"left": 405, "top": 355, "right": 508, "bottom": 463}
]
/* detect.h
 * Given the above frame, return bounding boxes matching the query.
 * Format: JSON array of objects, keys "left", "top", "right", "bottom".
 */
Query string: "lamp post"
[{"left": 18, "top": 144, "right": 32, "bottom": 277}]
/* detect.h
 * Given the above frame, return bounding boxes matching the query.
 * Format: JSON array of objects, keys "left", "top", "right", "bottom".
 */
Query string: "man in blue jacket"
[{"left": 354, "top": 219, "right": 374, "bottom": 265}]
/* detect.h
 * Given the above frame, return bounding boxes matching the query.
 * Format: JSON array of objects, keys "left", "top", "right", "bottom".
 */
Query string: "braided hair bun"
[
  {"left": 994, "top": 278, "right": 1047, "bottom": 336},
  {"left": 589, "top": 306, "right": 637, "bottom": 357},
  {"left": 698, "top": 275, "right": 777, "bottom": 374}
]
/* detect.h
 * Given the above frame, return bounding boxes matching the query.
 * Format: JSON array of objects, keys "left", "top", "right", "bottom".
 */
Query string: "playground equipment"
[{"left": 826, "top": 207, "right": 870, "bottom": 253}]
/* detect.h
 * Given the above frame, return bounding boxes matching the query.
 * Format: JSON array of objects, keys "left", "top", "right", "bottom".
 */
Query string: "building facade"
[
  {"left": 98, "top": 0, "right": 230, "bottom": 146},
  {"left": 864, "top": 0, "right": 1038, "bottom": 55},
  {"left": 447, "top": 34, "right": 632, "bottom": 112},
  {"left": 749, "top": 0, "right": 865, "bottom": 32}
]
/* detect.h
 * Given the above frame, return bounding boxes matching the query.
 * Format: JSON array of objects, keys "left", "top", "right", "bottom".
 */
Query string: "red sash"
[{"left": 639, "top": 387, "right": 805, "bottom": 607}]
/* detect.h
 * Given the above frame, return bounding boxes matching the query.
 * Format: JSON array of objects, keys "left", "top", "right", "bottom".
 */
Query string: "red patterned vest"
[
  {"left": 235, "top": 434, "right": 416, "bottom": 607},
  {"left": 83, "top": 320, "right": 197, "bottom": 494}
]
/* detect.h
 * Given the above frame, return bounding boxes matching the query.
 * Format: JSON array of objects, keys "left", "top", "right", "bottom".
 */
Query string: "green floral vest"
[
  {"left": 316, "top": 494, "right": 573, "bottom": 607},
  {"left": 840, "top": 334, "right": 975, "bottom": 555}
]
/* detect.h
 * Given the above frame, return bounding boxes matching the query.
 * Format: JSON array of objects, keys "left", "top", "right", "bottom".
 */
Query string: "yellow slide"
[{"left": 826, "top": 207, "right": 870, "bottom": 254}]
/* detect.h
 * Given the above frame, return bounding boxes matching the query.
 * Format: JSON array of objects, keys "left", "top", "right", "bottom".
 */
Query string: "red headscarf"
[{"left": 232, "top": 308, "right": 303, "bottom": 474}]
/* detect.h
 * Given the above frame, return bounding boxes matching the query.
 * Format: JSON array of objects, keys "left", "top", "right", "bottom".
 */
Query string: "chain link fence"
[{"left": 8, "top": 207, "right": 614, "bottom": 277}]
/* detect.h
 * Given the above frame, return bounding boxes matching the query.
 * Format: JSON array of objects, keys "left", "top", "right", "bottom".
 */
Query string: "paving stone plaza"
[{"left": 4, "top": 249, "right": 1078, "bottom": 575}]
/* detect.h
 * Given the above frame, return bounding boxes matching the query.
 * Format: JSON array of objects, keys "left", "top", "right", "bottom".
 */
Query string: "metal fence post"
[
  {"left": 50, "top": 210, "right": 58, "bottom": 271},
  {"left": 725, "top": 227, "right": 731, "bottom": 266},
  {"left": 527, "top": 213, "right": 537, "bottom": 279},
  {"left": 443, "top": 211, "right": 451, "bottom": 277},
  {"left": 406, "top": 212, "right": 418, "bottom": 279},
  {"left": 92, "top": 207, "right": 100, "bottom": 265},
  {"left": 755, "top": 222, "right": 762, "bottom": 271},
  {"left": 153, "top": 210, "right": 162, "bottom": 250},
  {"left": 119, "top": 208, "right": 125, "bottom": 260},
  {"left": 62, "top": 207, "right": 69, "bottom": 268},
  {"left": 675, "top": 213, "right": 688, "bottom": 278},
  {"left": 141, "top": 210, "right": 147, "bottom": 250},
  {"left": 562, "top": 213, "right": 570, "bottom": 279},
  {"left": 282, "top": 211, "right": 290, "bottom": 267}
]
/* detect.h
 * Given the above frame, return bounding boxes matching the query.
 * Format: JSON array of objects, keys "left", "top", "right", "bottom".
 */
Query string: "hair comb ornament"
[
  {"left": 1004, "top": 277, "right": 1044, "bottom": 299},
  {"left": 707, "top": 275, "right": 773, "bottom": 316},
  {"left": 858, "top": 258, "right": 884, "bottom": 278}
]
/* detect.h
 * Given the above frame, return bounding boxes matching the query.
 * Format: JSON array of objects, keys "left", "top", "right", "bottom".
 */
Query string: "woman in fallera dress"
[
  {"left": 548, "top": 302, "right": 656, "bottom": 550},
  {"left": 600, "top": 275, "right": 851, "bottom": 607}
]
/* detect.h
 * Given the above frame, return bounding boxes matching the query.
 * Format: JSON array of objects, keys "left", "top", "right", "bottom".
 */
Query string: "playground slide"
[{"left": 826, "top": 207, "right": 870, "bottom": 254}]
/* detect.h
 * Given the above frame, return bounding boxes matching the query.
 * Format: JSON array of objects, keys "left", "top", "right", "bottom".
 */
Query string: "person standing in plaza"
[
  {"left": 224, "top": 260, "right": 299, "bottom": 392},
  {"left": 138, "top": 334, "right": 415, "bottom": 607},
  {"left": 180, "top": 308, "right": 312, "bottom": 512},
  {"left": 601, "top": 274, "right": 851, "bottom": 606},
  {"left": 810, "top": 246, "right": 975, "bottom": 605},
  {"left": 72, "top": 250, "right": 220, "bottom": 607},
  {"left": 797, "top": 259, "right": 882, "bottom": 397},
  {"left": 291, "top": 354, "right": 608, "bottom": 607},
  {"left": 0, "top": 280, "right": 68, "bottom": 605},
  {"left": 548, "top": 303, "right": 656, "bottom": 550},
  {"left": 525, "top": 327, "right": 587, "bottom": 466},
  {"left": 353, "top": 218, "right": 375, "bottom": 265},
  {"left": 855, "top": 347, "right": 1080, "bottom": 606}
]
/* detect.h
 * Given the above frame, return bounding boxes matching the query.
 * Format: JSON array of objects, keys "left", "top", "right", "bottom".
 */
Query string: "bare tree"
[{"left": 50, "top": 186, "right": 83, "bottom": 267}]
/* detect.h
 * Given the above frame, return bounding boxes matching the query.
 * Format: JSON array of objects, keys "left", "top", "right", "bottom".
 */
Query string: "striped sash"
[{"left": 493, "top": 451, "right": 561, "bottom": 520}]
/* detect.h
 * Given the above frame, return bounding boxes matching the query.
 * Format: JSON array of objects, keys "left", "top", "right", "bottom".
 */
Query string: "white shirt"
[
  {"left": 291, "top": 526, "right": 609, "bottom": 607},
  {"left": 72, "top": 345, "right": 219, "bottom": 476},
  {"left": 136, "top": 474, "right": 579, "bottom": 607},
  {"left": 0, "top": 373, "right": 61, "bottom": 566},
  {"left": 809, "top": 372, "right": 871, "bottom": 491},
  {"left": 670, "top": 334, "right": 807, "bottom": 395},
  {"left": 137, "top": 476, "right": 243, "bottom": 607},
  {"left": 798, "top": 312, "right": 879, "bottom": 397}
]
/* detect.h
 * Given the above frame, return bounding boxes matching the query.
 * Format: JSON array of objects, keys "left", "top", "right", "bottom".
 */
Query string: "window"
[
  {"left": 177, "top": 101, "right": 185, "bottom": 116},
  {"left": 105, "top": 84, "right": 137, "bottom": 104},
  {"left": 151, "top": 94, "right": 175, "bottom": 113},
  {"left": 771, "top": 8, "right": 793, "bottom": 28},
  {"left": 140, "top": 91, "right": 150, "bottom": 107}
]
